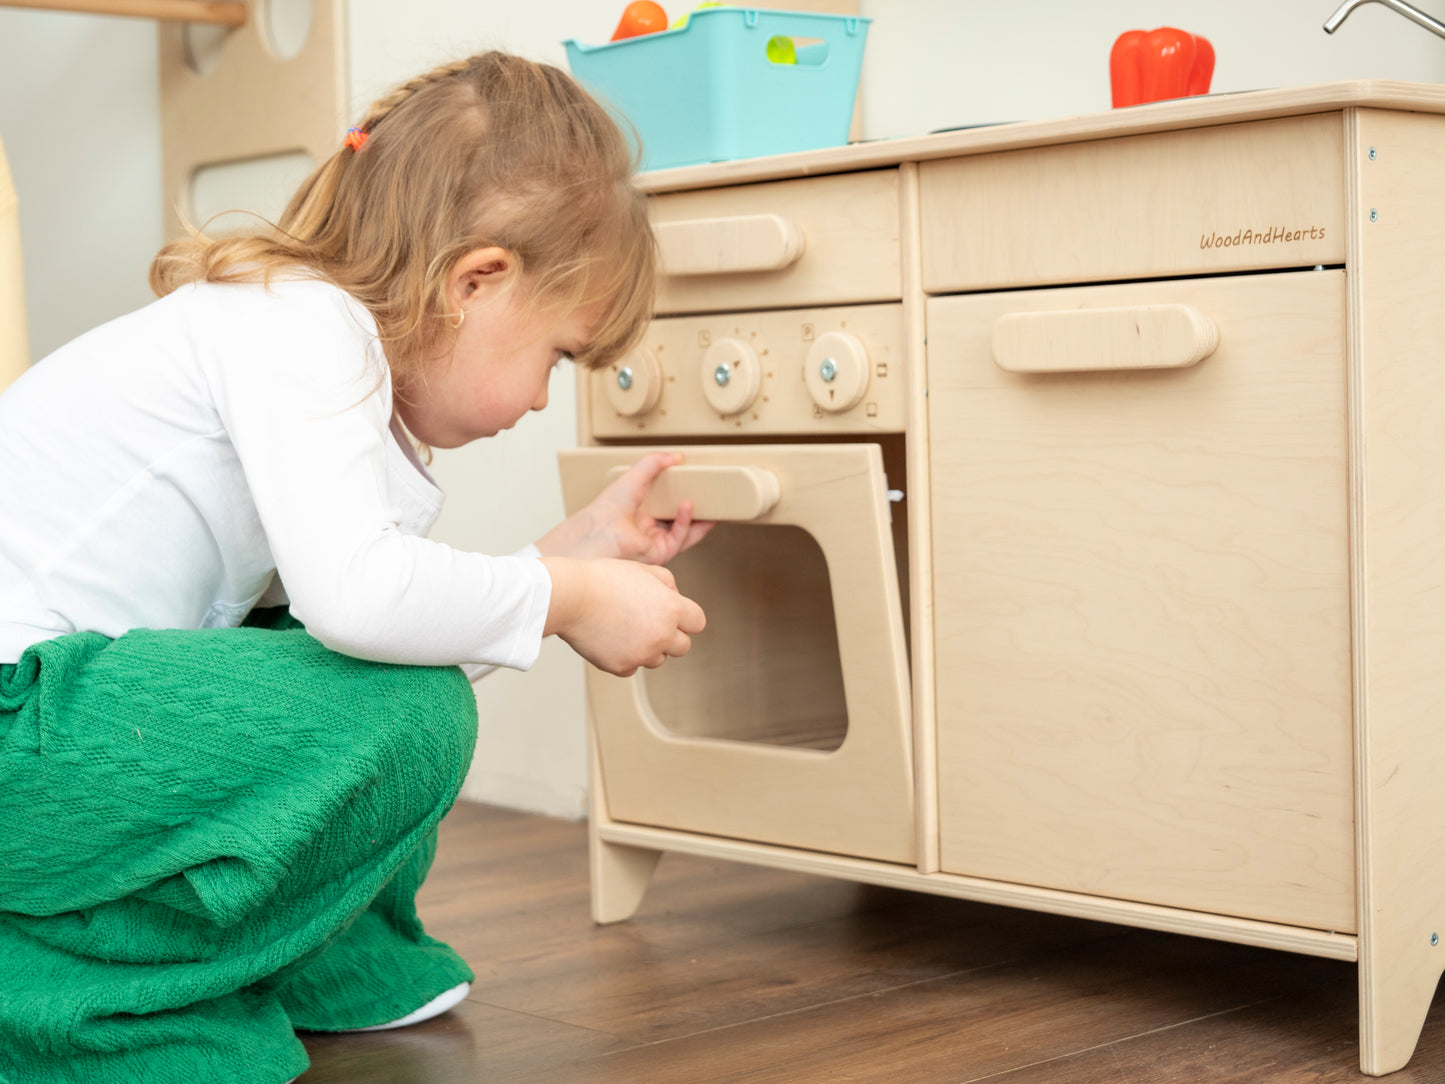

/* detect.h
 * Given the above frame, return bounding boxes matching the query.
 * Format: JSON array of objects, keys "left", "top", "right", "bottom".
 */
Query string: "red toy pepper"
[{"left": 1110, "top": 28, "right": 1215, "bottom": 108}]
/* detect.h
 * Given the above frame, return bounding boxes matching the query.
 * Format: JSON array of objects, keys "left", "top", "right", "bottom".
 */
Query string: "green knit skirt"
[{"left": 0, "top": 614, "right": 480, "bottom": 1084}]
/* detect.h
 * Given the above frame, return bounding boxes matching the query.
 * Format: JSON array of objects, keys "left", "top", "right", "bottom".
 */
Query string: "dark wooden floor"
[{"left": 299, "top": 801, "right": 1445, "bottom": 1083}]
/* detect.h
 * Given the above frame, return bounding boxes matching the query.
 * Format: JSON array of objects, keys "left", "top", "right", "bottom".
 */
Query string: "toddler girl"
[{"left": 0, "top": 51, "right": 706, "bottom": 1083}]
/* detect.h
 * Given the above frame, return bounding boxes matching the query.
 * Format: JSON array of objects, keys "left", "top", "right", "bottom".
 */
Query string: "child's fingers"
[
  {"left": 642, "top": 564, "right": 705, "bottom": 637},
  {"left": 678, "top": 595, "right": 706, "bottom": 634},
  {"left": 643, "top": 563, "right": 676, "bottom": 590},
  {"left": 620, "top": 450, "right": 682, "bottom": 495},
  {"left": 658, "top": 501, "right": 696, "bottom": 559},
  {"left": 636, "top": 502, "right": 715, "bottom": 565},
  {"left": 671, "top": 500, "right": 694, "bottom": 535},
  {"left": 681, "top": 517, "right": 715, "bottom": 552},
  {"left": 659, "top": 630, "right": 692, "bottom": 663},
  {"left": 647, "top": 622, "right": 698, "bottom": 667}
]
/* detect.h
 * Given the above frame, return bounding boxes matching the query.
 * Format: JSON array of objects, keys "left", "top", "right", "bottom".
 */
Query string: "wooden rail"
[{"left": 0, "top": 0, "right": 246, "bottom": 26}]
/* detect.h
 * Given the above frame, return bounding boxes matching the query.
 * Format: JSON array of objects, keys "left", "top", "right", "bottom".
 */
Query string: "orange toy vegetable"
[
  {"left": 1110, "top": 28, "right": 1215, "bottom": 108},
  {"left": 611, "top": 1, "right": 669, "bottom": 41}
]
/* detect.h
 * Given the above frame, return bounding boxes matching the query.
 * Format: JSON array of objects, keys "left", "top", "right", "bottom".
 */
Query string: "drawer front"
[
  {"left": 928, "top": 270, "right": 1355, "bottom": 932},
  {"left": 920, "top": 114, "right": 1345, "bottom": 293},
  {"left": 650, "top": 170, "right": 902, "bottom": 314}
]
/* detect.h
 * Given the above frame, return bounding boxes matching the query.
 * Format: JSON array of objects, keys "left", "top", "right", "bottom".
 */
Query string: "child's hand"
[
  {"left": 537, "top": 452, "right": 714, "bottom": 566},
  {"left": 541, "top": 555, "right": 706, "bottom": 676}
]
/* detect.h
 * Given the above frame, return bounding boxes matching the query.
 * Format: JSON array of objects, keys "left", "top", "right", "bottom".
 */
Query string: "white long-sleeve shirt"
[{"left": 0, "top": 277, "right": 551, "bottom": 669}]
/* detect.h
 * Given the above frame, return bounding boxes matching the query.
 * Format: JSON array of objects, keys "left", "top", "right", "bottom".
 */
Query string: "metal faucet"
[{"left": 1323, "top": 0, "right": 1445, "bottom": 40}]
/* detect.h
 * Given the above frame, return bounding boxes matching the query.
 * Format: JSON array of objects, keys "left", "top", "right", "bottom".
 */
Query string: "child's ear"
[{"left": 452, "top": 246, "right": 515, "bottom": 303}]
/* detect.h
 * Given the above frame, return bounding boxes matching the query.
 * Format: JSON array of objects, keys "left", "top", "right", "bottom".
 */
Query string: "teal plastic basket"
[{"left": 564, "top": 7, "right": 871, "bottom": 172}]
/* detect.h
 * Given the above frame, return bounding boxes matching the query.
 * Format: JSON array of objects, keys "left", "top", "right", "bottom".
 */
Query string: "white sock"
[{"left": 336, "top": 981, "right": 471, "bottom": 1033}]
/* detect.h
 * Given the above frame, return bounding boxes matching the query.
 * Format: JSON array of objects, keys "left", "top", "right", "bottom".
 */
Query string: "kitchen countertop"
[{"left": 636, "top": 79, "right": 1445, "bottom": 192}]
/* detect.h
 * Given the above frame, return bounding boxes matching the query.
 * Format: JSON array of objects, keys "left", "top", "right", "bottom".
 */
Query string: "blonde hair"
[{"left": 150, "top": 51, "right": 655, "bottom": 389}]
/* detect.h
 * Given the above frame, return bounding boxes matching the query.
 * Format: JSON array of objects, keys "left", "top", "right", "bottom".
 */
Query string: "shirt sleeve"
[
  {"left": 195, "top": 280, "right": 552, "bottom": 669},
  {"left": 457, "top": 545, "right": 548, "bottom": 683}
]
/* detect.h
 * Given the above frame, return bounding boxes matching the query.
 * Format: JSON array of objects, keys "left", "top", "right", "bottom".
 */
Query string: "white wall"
[
  {"left": 0, "top": 9, "right": 162, "bottom": 360},
  {"left": 2, "top": 0, "right": 1443, "bottom": 820},
  {"left": 860, "top": 0, "right": 1445, "bottom": 138}
]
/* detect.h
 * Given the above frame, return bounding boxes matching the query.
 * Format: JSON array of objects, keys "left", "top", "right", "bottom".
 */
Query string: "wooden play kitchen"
[{"left": 558, "top": 82, "right": 1445, "bottom": 1075}]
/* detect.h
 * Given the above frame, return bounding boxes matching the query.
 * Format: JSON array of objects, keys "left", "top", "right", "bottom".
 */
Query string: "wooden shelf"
[{"left": 0, "top": 0, "right": 246, "bottom": 27}]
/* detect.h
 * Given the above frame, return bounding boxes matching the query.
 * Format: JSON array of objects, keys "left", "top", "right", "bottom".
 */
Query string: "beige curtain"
[{"left": 0, "top": 132, "right": 30, "bottom": 395}]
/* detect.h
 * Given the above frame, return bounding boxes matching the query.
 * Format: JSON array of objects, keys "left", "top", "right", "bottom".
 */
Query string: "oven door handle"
[{"left": 604, "top": 464, "right": 782, "bottom": 521}]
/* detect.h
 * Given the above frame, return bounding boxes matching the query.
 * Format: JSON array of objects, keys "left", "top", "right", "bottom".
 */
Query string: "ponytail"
[{"left": 150, "top": 52, "right": 655, "bottom": 386}]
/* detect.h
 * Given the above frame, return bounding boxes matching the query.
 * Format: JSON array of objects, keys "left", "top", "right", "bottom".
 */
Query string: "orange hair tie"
[{"left": 344, "top": 127, "right": 369, "bottom": 152}]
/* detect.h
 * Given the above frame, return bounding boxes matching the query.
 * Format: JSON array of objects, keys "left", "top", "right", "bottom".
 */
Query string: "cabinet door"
[
  {"left": 559, "top": 444, "right": 915, "bottom": 864},
  {"left": 928, "top": 270, "right": 1355, "bottom": 932}
]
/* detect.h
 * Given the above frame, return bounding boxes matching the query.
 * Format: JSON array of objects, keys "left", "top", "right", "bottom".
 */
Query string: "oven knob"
[
  {"left": 605, "top": 347, "right": 663, "bottom": 417},
  {"left": 804, "top": 331, "right": 870, "bottom": 413},
  {"left": 700, "top": 337, "right": 762, "bottom": 416}
]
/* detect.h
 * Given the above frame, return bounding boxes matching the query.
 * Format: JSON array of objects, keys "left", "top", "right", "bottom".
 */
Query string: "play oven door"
[{"left": 558, "top": 443, "right": 915, "bottom": 865}]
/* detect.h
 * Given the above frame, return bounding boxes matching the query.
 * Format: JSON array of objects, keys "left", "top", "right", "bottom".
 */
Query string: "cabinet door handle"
[
  {"left": 653, "top": 214, "right": 806, "bottom": 276},
  {"left": 604, "top": 465, "right": 782, "bottom": 521},
  {"left": 991, "top": 304, "right": 1219, "bottom": 373}
]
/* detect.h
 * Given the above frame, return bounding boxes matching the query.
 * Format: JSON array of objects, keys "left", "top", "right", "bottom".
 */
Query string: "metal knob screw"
[
  {"left": 713, "top": 364, "right": 732, "bottom": 387},
  {"left": 616, "top": 366, "right": 634, "bottom": 391},
  {"left": 819, "top": 357, "right": 838, "bottom": 382}
]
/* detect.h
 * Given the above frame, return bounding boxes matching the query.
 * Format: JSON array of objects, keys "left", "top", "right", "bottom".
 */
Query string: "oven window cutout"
[{"left": 641, "top": 523, "right": 848, "bottom": 752}]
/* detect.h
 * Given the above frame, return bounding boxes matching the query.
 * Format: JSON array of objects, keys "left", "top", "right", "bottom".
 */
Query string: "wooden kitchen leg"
[
  {"left": 586, "top": 727, "right": 660, "bottom": 924},
  {"left": 589, "top": 830, "right": 662, "bottom": 924},
  {"left": 1357, "top": 932, "right": 1445, "bottom": 1075}
]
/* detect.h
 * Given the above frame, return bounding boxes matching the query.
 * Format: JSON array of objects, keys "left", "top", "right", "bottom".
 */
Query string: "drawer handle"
[
  {"left": 991, "top": 304, "right": 1219, "bottom": 373},
  {"left": 604, "top": 465, "right": 781, "bottom": 521},
  {"left": 653, "top": 214, "right": 806, "bottom": 276}
]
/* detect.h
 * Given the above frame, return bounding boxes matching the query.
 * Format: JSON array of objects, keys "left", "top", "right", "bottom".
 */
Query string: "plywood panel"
[
  {"left": 1347, "top": 107, "right": 1445, "bottom": 1077},
  {"left": 588, "top": 303, "right": 906, "bottom": 439},
  {"left": 559, "top": 444, "right": 915, "bottom": 865},
  {"left": 158, "top": 0, "right": 347, "bottom": 235},
  {"left": 920, "top": 114, "right": 1345, "bottom": 293},
  {"left": 929, "top": 270, "right": 1355, "bottom": 932},
  {"left": 650, "top": 170, "right": 900, "bottom": 314}
]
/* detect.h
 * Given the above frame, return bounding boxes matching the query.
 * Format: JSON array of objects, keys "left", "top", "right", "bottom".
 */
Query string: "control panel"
[{"left": 588, "top": 303, "right": 907, "bottom": 438}]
